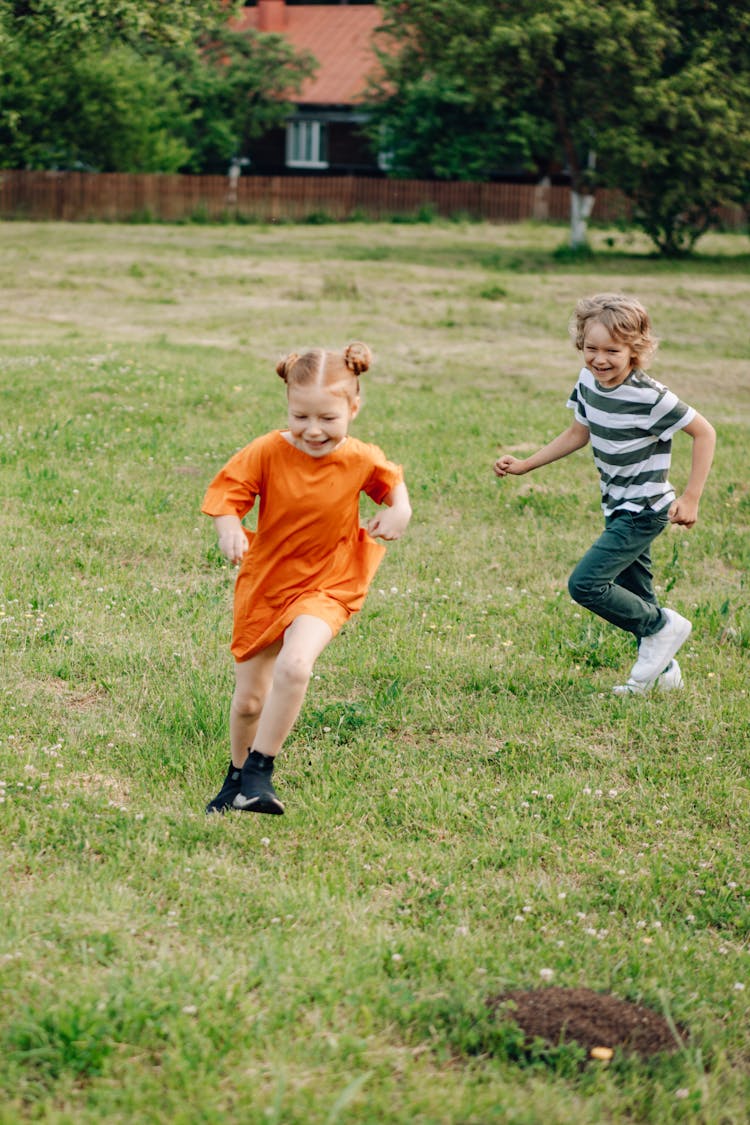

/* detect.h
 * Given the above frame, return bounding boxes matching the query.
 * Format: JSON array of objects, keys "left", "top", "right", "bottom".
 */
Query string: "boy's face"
[
  {"left": 286, "top": 382, "right": 359, "bottom": 458},
  {"left": 583, "top": 320, "right": 636, "bottom": 389}
]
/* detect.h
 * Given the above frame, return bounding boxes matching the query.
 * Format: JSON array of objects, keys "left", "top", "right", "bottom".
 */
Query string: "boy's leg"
[
  {"left": 234, "top": 615, "right": 333, "bottom": 815},
  {"left": 568, "top": 510, "right": 668, "bottom": 637}
]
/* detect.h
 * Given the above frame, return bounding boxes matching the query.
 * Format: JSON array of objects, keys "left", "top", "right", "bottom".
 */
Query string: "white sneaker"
[
  {"left": 612, "top": 658, "right": 684, "bottom": 696},
  {"left": 629, "top": 609, "right": 692, "bottom": 683},
  {"left": 657, "top": 658, "right": 684, "bottom": 692}
]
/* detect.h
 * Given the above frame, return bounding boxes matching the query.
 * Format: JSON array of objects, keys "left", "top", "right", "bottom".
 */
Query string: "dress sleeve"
[
  {"left": 200, "top": 439, "right": 264, "bottom": 519},
  {"left": 361, "top": 443, "right": 404, "bottom": 504}
]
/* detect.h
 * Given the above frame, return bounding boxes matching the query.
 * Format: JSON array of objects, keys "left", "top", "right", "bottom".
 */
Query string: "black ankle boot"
[
  {"left": 233, "top": 750, "right": 284, "bottom": 815},
  {"left": 205, "top": 762, "right": 242, "bottom": 815}
]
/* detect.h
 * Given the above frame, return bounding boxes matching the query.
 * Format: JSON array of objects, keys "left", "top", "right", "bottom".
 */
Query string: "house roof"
[{"left": 233, "top": 1, "right": 382, "bottom": 106}]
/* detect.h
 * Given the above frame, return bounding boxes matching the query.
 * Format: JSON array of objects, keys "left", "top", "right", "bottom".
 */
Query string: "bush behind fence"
[{"left": 0, "top": 170, "right": 745, "bottom": 229}]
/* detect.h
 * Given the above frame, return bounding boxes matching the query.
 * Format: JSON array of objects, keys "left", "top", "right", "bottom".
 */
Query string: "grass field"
[{"left": 0, "top": 218, "right": 748, "bottom": 1124}]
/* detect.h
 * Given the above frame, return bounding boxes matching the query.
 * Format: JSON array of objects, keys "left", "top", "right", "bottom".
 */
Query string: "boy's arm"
[
  {"left": 668, "top": 412, "right": 716, "bottom": 528},
  {"left": 493, "top": 420, "right": 590, "bottom": 477},
  {"left": 212, "top": 514, "right": 249, "bottom": 565},
  {"left": 366, "top": 482, "right": 412, "bottom": 540}
]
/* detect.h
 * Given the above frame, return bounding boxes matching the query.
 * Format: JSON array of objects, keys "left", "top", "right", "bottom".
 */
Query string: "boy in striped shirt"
[{"left": 494, "top": 293, "right": 715, "bottom": 694}]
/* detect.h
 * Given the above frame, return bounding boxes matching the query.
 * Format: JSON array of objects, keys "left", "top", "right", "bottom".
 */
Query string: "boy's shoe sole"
[{"left": 612, "top": 658, "right": 684, "bottom": 696}]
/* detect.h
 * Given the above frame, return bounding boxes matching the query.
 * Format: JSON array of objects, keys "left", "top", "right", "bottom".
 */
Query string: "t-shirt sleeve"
[
  {"left": 648, "top": 390, "right": 696, "bottom": 440},
  {"left": 361, "top": 443, "right": 404, "bottom": 504},
  {"left": 566, "top": 377, "right": 589, "bottom": 427},
  {"left": 201, "top": 439, "right": 264, "bottom": 519}
]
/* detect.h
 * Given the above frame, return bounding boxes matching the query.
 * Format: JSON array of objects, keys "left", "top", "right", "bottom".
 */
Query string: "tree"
[
  {"left": 169, "top": 28, "right": 316, "bottom": 175},
  {"left": 598, "top": 1, "right": 750, "bottom": 255},
  {"left": 0, "top": 35, "right": 191, "bottom": 171},
  {"left": 0, "top": 0, "right": 316, "bottom": 173},
  {"left": 0, "top": 0, "right": 237, "bottom": 50},
  {"left": 368, "top": 0, "right": 750, "bottom": 254}
]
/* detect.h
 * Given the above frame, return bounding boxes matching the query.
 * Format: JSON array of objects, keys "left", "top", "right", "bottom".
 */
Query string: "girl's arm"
[
  {"left": 366, "top": 482, "right": 412, "bottom": 541},
  {"left": 213, "top": 514, "right": 249, "bottom": 565},
  {"left": 493, "top": 420, "right": 590, "bottom": 477},
  {"left": 668, "top": 412, "right": 716, "bottom": 528}
]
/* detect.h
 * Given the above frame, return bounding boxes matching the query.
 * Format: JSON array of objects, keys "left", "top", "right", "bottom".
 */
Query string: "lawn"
[{"left": 0, "top": 218, "right": 748, "bottom": 1124}]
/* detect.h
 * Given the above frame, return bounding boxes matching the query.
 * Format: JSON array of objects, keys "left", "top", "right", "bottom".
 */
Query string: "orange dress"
[{"left": 201, "top": 430, "right": 404, "bottom": 661}]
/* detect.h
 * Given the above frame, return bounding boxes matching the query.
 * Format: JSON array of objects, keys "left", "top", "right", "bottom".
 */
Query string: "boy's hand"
[
  {"left": 668, "top": 494, "right": 700, "bottom": 528},
  {"left": 493, "top": 454, "right": 527, "bottom": 477}
]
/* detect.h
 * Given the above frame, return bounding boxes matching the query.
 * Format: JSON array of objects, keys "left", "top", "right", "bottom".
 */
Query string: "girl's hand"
[
  {"left": 493, "top": 454, "right": 527, "bottom": 477},
  {"left": 213, "top": 515, "right": 248, "bottom": 565},
  {"left": 367, "top": 484, "right": 412, "bottom": 541},
  {"left": 367, "top": 508, "right": 409, "bottom": 541}
]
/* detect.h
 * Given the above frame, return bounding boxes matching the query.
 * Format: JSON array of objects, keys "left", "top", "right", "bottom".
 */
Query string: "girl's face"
[
  {"left": 286, "top": 382, "right": 359, "bottom": 458},
  {"left": 583, "top": 320, "right": 636, "bottom": 389}
]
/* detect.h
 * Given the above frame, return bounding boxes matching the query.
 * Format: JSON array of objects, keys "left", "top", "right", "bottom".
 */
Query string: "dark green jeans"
[{"left": 567, "top": 508, "right": 669, "bottom": 639}]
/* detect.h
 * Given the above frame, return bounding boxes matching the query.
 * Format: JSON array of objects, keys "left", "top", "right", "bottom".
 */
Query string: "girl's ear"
[{"left": 350, "top": 396, "right": 361, "bottom": 420}]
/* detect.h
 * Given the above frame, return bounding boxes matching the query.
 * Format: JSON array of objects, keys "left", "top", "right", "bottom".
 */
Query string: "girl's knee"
[
  {"left": 274, "top": 650, "right": 314, "bottom": 692},
  {"left": 231, "top": 688, "right": 265, "bottom": 722}
]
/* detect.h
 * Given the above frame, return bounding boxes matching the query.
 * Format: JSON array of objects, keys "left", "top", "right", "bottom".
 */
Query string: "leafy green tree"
[
  {"left": 0, "top": 36, "right": 190, "bottom": 170},
  {"left": 0, "top": 0, "right": 315, "bottom": 172},
  {"left": 168, "top": 29, "right": 316, "bottom": 175},
  {"left": 598, "top": 1, "right": 750, "bottom": 255},
  {"left": 368, "top": 0, "right": 750, "bottom": 254},
  {"left": 0, "top": 0, "right": 235, "bottom": 49}
]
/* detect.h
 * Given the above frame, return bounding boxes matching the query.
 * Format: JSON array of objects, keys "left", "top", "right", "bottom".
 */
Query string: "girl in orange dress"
[{"left": 201, "top": 342, "right": 412, "bottom": 815}]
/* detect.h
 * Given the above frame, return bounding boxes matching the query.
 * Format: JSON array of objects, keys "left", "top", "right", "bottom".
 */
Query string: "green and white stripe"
[{"left": 567, "top": 367, "right": 695, "bottom": 517}]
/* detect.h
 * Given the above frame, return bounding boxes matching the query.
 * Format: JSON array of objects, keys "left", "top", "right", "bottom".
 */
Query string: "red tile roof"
[{"left": 233, "top": 1, "right": 383, "bottom": 106}]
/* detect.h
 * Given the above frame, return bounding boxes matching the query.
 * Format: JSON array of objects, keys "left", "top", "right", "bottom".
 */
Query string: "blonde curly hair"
[{"left": 570, "top": 294, "right": 658, "bottom": 369}]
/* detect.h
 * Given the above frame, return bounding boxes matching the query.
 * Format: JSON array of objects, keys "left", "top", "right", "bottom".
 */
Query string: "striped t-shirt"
[{"left": 567, "top": 366, "right": 695, "bottom": 517}]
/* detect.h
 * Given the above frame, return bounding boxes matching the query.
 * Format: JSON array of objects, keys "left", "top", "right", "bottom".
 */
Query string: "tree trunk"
[{"left": 570, "top": 190, "right": 595, "bottom": 248}]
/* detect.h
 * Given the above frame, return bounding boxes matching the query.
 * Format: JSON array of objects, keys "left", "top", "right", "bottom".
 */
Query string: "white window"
[{"left": 286, "top": 120, "right": 328, "bottom": 169}]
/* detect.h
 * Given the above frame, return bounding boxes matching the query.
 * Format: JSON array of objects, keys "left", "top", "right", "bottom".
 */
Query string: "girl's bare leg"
[
  {"left": 230, "top": 640, "right": 281, "bottom": 767},
  {"left": 251, "top": 615, "right": 333, "bottom": 757}
]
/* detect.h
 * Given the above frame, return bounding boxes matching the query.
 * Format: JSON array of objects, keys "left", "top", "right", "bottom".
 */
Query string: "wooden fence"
[{"left": 0, "top": 169, "right": 745, "bottom": 229}]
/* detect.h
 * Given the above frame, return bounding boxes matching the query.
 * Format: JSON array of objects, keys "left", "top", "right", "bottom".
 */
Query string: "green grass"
[{"left": 0, "top": 219, "right": 748, "bottom": 1123}]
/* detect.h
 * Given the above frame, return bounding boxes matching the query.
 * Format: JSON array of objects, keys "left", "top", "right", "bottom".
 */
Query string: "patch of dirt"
[
  {"left": 44, "top": 677, "right": 107, "bottom": 710},
  {"left": 488, "top": 986, "right": 687, "bottom": 1058}
]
